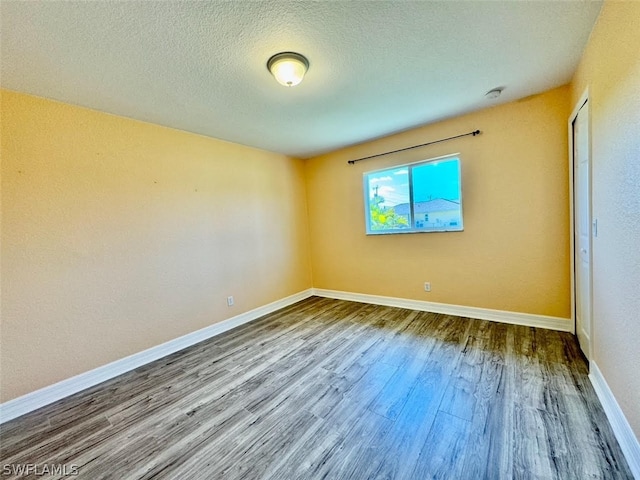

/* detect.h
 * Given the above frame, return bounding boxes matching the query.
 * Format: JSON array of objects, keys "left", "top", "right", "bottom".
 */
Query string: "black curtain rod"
[{"left": 347, "top": 129, "right": 481, "bottom": 165}]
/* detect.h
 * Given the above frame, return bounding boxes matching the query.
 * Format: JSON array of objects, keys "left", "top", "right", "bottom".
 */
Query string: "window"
[{"left": 363, "top": 154, "right": 463, "bottom": 234}]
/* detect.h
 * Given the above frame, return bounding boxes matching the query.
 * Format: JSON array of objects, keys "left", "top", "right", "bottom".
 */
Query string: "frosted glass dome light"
[{"left": 267, "top": 52, "right": 309, "bottom": 87}]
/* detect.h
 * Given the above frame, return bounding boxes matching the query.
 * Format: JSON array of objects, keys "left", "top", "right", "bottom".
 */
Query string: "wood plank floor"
[{"left": 0, "top": 297, "right": 633, "bottom": 479}]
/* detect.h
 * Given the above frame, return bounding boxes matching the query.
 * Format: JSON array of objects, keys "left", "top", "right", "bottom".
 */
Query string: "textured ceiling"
[{"left": 1, "top": 1, "right": 602, "bottom": 158}]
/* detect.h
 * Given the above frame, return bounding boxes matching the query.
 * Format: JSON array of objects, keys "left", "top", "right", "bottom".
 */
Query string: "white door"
[{"left": 573, "top": 100, "right": 591, "bottom": 359}]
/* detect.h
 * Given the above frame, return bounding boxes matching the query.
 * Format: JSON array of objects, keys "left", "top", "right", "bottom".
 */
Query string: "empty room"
[{"left": 1, "top": 1, "right": 639, "bottom": 479}]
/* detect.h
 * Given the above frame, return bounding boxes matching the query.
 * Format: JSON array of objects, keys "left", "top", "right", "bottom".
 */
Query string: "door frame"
[{"left": 568, "top": 86, "right": 592, "bottom": 358}]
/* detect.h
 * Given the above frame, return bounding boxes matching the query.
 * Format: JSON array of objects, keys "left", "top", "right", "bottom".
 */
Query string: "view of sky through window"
[{"left": 412, "top": 160, "right": 460, "bottom": 203}]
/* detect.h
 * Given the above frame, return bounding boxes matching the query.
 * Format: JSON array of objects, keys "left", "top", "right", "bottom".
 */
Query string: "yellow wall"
[
  {"left": 570, "top": 1, "right": 640, "bottom": 439},
  {"left": 305, "top": 86, "right": 571, "bottom": 319},
  {"left": 0, "top": 90, "right": 312, "bottom": 402}
]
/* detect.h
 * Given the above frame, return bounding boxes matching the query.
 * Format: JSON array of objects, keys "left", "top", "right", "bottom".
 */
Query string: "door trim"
[{"left": 568, "top": 87, "right": 592, "bottom": 358}]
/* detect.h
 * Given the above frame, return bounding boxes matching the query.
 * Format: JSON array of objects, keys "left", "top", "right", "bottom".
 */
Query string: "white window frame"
[{"left": 363, "top": 153, "right": 464, "bottom": 235}]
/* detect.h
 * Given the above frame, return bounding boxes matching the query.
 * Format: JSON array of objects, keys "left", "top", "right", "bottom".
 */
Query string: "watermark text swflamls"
[{"left": 2, "top": 464, "right": 79, "bottom": 477}]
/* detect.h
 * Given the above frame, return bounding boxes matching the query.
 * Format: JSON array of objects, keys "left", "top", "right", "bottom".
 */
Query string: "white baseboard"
[
  {"left": 0, "top": 289, "right": 314, "bottom": 425},
  {"left": 312, "top": 288, "right": 572, "bottom": 332},
  {"left": 589, "top": 361, "right": 640, "bottom": 479}
]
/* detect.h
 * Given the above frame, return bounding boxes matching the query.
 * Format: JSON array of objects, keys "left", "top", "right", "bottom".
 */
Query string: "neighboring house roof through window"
[{"left": 393, "top": 198, "right": 460, "bottom": 215}]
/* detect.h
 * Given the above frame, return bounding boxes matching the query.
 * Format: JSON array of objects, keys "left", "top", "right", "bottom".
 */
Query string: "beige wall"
[
  {"left": 570, "top": 1, "right": 640, "bottom": 439},
  {"left": 0, "top": 90, "right": 312, "bottom": 402},
  {"left": 305, "top": 86, "right": 571, "bottom": 319}
]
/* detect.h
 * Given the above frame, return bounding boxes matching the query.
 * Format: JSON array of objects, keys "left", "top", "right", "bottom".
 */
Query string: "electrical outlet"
[
  {"left": 424, "top": 282, "right": 431, "bottom": 292},
  {"left": 227, "top": 296, "right": 234, "bottom": 307}
]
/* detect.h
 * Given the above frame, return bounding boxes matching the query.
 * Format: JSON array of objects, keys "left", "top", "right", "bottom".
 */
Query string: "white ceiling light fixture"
[
  {"left": 485, "top": 87, "right": 504, "bottom": 100},
  {"left": 267, "top": 52, "right": 309, "bottom": 87}
]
